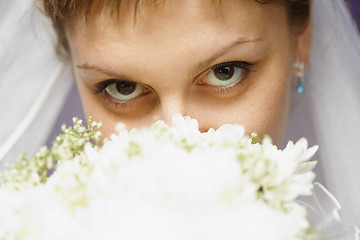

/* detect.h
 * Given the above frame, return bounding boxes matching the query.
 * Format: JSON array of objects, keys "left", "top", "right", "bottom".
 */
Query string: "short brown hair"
[{"left": 39, "top": 0, "right": 310, "bottom": 57}]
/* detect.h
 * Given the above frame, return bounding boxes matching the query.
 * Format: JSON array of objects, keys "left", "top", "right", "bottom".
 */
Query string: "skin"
[{"left": 66, "top": 0, "right": 312, "bottom": 146}]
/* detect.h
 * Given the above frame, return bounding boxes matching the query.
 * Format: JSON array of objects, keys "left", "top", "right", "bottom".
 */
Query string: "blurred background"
[{"left": 347, "top": 0, "right": 360, "bottom": 29}]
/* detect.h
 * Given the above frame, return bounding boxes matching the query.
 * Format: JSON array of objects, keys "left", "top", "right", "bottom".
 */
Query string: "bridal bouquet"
[{"left": 0, "top": 115, "right": 357, "bottom": 240}]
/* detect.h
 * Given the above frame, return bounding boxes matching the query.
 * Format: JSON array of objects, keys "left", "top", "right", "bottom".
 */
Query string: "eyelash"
[
  {"left": 102, "top": 94, "right": 137, "bottom": 110},
  {"left": 94, "top": 80, "right": 118, "bottom": 94},
  {"left": 94, "top": 61, "right": 256, "bottom": 109},
  {"left": 213, "top": 61, "right": 255, "bottom": 74}
]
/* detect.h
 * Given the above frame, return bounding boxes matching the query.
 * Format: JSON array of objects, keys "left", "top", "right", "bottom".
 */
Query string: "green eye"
[{"left": 105, "top": 81, "right": 145, "bottom": 101}]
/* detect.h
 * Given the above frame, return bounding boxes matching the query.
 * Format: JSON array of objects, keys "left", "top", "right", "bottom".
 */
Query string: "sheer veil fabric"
[
  {"left": 0, "top": 0, "right": 359, "bottom": 228},
  {"left": 0, "top": 0, "right": 73, "bottom": 167}
]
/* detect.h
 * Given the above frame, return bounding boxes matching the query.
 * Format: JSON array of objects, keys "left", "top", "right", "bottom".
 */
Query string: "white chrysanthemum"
[
  {"left": 0, "top": 114, "right": 319, "bottom": 240},
  {"left": 256, "top": 138, "right": 318, "bottom": 204}
]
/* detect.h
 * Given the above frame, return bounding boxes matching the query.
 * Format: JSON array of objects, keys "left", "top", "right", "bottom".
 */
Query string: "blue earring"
[{"left": 294, "top": 59, "right": 305, "bottom": 94}]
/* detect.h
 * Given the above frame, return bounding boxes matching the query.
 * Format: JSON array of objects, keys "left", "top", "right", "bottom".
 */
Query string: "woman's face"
[{"left": 66, "top": 0, "right": 310, "bottom": 146}]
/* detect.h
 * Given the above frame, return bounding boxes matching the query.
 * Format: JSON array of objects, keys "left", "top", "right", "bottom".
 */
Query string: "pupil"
[
  {"left": 116, "top": 81, "right": 136, "bottom": 95},
  {"left": 214, "top": 66, "right": 234, "bottom": 81}
]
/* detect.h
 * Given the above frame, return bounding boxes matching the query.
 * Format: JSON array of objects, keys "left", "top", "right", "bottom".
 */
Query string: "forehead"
[
  {"left": 68, "top": 0, "right": 285, "bottom": 33},
  {"left": 67, "top": 0, "right": 237, "bottom": 23},
  {"left": 67, "top": 0, "right": 289, "bottom": 80},
  {"left": 67, "top": 0, "right": 287, "bottom": 45}
]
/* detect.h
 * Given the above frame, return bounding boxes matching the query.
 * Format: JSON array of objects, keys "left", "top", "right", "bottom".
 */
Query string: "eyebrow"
[
  {"left": 76, "top": 37, "right": 263, "bottom": 79},
  {"left": 77, "top": 63, "right": 123, "bottom": 79},
  {"left": 189, "top": 37, "right": 263, "bottom": 77}
]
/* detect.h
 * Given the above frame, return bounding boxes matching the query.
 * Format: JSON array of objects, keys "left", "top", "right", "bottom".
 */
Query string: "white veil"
[
  {"left": 285, "top": 0, "right": 360, "bottom": 227},
  {"left": 0, "top": 0, "right": 73, "bottom": 167},
  {"left": 0, "top": 0, "right": 359, "bottom": 228}
]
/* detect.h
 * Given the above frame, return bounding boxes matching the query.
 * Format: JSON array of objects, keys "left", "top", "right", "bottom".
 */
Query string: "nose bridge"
[{"left": 159, "top": 93, "right": 187, "bottom": 125}]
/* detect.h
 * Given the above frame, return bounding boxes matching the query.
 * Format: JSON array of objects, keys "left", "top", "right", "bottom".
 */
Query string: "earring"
[{"left": 293, "top": 58, "right": 305, "bottom": 94}]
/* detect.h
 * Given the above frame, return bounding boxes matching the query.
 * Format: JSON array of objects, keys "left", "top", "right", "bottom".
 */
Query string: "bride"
[{"left": 0, "top": 0, "right": 359, "bottom": 228}]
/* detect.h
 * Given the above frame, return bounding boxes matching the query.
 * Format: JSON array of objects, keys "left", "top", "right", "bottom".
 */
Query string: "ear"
[{"left": 294, "top": 0, "right": 313, "bottom": 66}]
